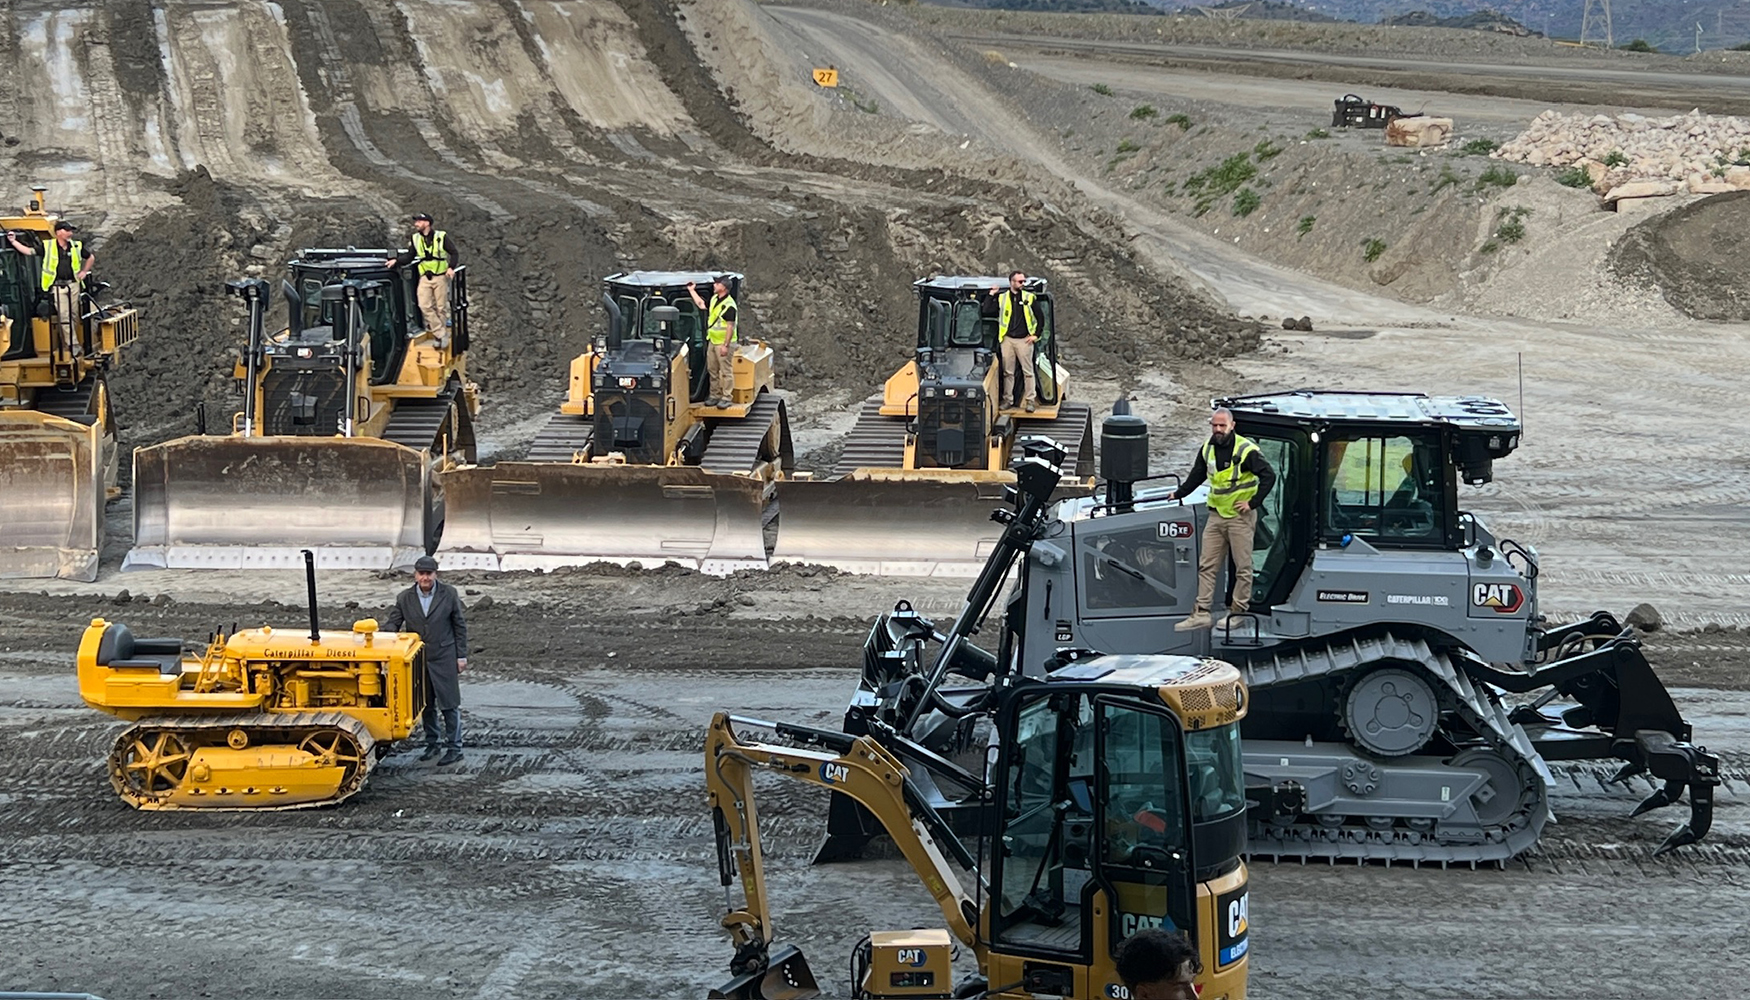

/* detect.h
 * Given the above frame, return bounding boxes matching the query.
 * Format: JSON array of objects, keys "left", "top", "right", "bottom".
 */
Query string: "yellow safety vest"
[
  {"left": 1204, "top": 434, "right": 1260, "bottom": 519},
  {"left": 412, "top": 230, "right": 449, "bottom": 276},
  {"left": 40, "top": 239, "right": 83, "bottom": 290},
  {"left": 997, "top": 290, "right": 1038, "bottom": 342},
  {"left": 707, "top": 293, "right": 737, "bottom": 345}
]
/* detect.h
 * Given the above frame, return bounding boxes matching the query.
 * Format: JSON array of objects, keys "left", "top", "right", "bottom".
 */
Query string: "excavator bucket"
[
  {"left": 709, "top": 944, "right": 820, "bottom": 1000},
  {"left": 435, "top": 461, "right": 773, "bottom": 574},
  {"left": 769, "top": 475, "right": 1015, "bottom": 577},
  {"left": 0, "top": 410, "right": 103, "bottom": 581},
  {"left": 126, "top": 435, "right": 430, "bottom": 570}
]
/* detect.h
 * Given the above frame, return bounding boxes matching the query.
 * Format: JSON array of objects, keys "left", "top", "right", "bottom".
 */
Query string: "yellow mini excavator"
[
  {"left": 0, "top": 186, "right": 141, "bottom": 580},
  {"left": 772, "top": 275, "right": 1093, "bottom": 577},
  {"left": 126, "top": 249, "right": 478, "bottom": 569},
  {"left": 75, "top": 551, "right": 425, "bottom": 810},
  {"left": 706, "top": 455, "right": 1251, "bottom": 1000},
  {"left": 437, "top": 271, "right": 793, "bottom": 573}
]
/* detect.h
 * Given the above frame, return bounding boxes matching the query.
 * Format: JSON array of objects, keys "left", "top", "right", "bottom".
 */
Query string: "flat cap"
[
  {"left": 411, "top": 212, "right": 433, "bottom": 222},
  {"left": 413, "top": 555, "right": 439, "bottom": 572}
]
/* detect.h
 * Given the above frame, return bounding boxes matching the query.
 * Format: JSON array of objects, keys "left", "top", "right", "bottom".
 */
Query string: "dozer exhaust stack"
[{"left": 1471, "top": 612, "right": 1720, "bottom": 856}]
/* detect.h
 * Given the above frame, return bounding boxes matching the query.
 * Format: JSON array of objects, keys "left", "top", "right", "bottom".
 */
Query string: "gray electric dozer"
[{"left": 818, "top": 391, "right": 1717, "bottom": 867}]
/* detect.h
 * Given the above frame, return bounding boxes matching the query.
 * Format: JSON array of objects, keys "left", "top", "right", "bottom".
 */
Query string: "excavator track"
[
  {"left": 1238, "top": 632, "right": 1550, "bottom": 867},
  {"left": 107, "top": 711, "right": 378, "bottom": 811}
]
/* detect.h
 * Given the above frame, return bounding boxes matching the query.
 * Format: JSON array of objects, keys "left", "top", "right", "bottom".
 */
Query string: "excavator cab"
[{"left": 706, "top": 655, "right": 1250, "bottom": 1000}]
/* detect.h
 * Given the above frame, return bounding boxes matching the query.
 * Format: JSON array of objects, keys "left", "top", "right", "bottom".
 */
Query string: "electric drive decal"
[
  {"left": 1217, "top": 885, "right": 1249, "bottom": 967},
  {"left": 1472, "top": 582, "right": 1525, "bottom": 614}
]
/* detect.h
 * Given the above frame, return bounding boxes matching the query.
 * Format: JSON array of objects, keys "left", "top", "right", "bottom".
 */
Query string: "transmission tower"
[{"left": 1580, "top": 0, "right": 1614, "bottom": 47}]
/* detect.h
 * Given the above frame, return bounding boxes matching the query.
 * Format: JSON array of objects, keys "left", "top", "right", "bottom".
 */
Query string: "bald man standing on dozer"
[{"left": 1171, "top": 407, "right": 1275, "bottom": 631}]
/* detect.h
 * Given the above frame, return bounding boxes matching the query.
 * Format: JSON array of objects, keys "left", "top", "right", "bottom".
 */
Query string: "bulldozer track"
[
  {"left": 381, "top": 384, "right": 465, "bottom": 453},
  {"left": 699, "top": 393, "right": 788, "bottom": 474},
  {"left": 1240, "top": 632, "right": 1549, "bottom": 865},
  {"left": 1022, "top": 400, "right": 1095, "bottom": 478},
  {"left": 524, "top": 412, "right": 597, "bottom": 463},
  {"left": 834, "top": 396, "right": 905, "bottom": 473},
  {"left": 108, "top": 712, "right": 377, "bottom": 811}
]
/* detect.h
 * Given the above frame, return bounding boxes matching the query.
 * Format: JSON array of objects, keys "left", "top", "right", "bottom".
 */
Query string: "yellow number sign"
[{"left": 812, "top": 68, "right": 839, "bottom": 88}]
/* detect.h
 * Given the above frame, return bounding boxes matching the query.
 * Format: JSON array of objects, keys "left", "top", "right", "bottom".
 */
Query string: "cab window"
[
  {"left": 995, "top": 693, "right": 1095, "bottom": 956},
  {"left": 1322, "top": 433, "right": 1446, "bottom": 545}
]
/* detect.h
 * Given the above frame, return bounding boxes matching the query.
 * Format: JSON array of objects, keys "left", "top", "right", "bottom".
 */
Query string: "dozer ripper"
[
  {"left": 76, "top": 551, "right": 425, "bottom": 810},
  {"left": 0, "top": 187, "right": 141, "bottom": 580},
  {"left": 821, "top": 394, "right": 1717, "bottom": 867},
  {"left": 771, "top": 275, "right": 1094, "bottom": 577},
  {"left": 709, "top": 547, "right": 1254, "bottom": 999},
  {"left": 126, "top": 249, "right": 478, "bottom": 570},
  {"left": 437, "top": 271, "right": 793, "bottom": 574}
]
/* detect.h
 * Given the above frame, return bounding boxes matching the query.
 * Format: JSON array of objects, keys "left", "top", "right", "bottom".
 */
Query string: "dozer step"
[
  {"left": 525, "top": 413, "right": 595, "bottom": 463},
  {"left": 699, "top": 393, "right": 790, "bottom": 474},
  {"left": 834, "top": 396, "right": 906, "bottom": 474}
]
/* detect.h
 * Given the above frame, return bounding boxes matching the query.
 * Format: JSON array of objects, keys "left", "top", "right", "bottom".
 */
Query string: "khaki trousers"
[
  {"left": 49, "top": 281, "right": 82, "bottom": 357},
  {"left": 1000, "top": 335, "right": 1036, "bottom": 407},
  {"left": 707, "top": 341, "right": 736, "bottom": 401},
  {"left": 417, "top": 272, "right": 451, "bottom": 337},
  {"left": 1195, "top": 507, "right": 1257, "bottom": 615}
]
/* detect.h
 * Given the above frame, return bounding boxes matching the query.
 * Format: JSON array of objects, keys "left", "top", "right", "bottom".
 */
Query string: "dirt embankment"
[
  {"left": 3, "top": 0, "right": 1257, "bottom": 471},
  {"left": 1610, "top": 190, "right": 1750, "bottom": 319}
]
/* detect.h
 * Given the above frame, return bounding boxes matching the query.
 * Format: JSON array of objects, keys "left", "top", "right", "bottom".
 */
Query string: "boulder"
[
  {"left": 1603, "top": 180, "right": 1679, "bottom": 202},
  {"left": 1384, "top": 116, "right": 1454, "bottom": 148},
  {"left": 1625, "top": 602, "right": 1663, "bottom": 632}
]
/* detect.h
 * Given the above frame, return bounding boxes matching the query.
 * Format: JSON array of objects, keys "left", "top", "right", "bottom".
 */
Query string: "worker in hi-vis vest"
[
  {"left": 7, "top": 219, "right": 93, "bottom": 355},
  {"left": 1171, "top": 407, "right": 1277, "bottom": 632},
  {"left": 981, "top": 270, "right": 1040, "bottom": 411},
  {"left": 687, "top": 276, "right": 738, "bottom": 408},
  {"left": 386, "top": 212, "right": 459, "bottom": 345}
]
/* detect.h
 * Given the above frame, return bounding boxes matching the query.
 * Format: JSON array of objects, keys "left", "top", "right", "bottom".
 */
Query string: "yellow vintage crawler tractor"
[
  {"left": 0, "top": 186, "right": 141, "bottom": 580},
  {"left": 75, "top": 553, "right": 424, "bottom": 810}
]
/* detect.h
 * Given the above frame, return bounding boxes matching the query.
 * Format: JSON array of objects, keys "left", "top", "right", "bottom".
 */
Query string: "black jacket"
[{"left": 384, "top": 580, "right": 469, "bottom": 709}]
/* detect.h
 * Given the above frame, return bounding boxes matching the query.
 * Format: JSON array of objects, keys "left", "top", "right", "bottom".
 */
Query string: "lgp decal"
[
  {"left": 1472, "top": 582, "right": 1525, "bottom": 614},
  {"left": 819, "top": 761, "right": 851, "bottom": 784},
  {"left": 1158, "top": 521, "right": 1194, "bottom": 539}
]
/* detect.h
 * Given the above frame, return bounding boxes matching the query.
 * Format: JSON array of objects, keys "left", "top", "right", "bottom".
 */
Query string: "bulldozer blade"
[
  {"left": 770, "top": 476, "right": 1013, "bottom": 577},
  {"left": 126, "top": 435, "right": 430, "bottom": 570},
  {"left": 709, "top": 944, "right": 820, "bottom": 1000},
  {"left": 435, "top": 461, "right": 772, "bottom": 575},
  {"left": 0, "top": 410, "right": 103, "bottom": 581}
]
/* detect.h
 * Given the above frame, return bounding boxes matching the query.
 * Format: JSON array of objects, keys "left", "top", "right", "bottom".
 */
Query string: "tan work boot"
[
  {"left": 1024, "top": 398, "right": 1038, "bottom": 412},
  {"left": 1175, "top": 611, "right": 1212, "bottom": 632}
]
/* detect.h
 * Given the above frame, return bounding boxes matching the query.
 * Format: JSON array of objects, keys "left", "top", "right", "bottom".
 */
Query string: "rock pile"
[{"left": 1494, "top": 109, "right": 1750, "bottom": 202}]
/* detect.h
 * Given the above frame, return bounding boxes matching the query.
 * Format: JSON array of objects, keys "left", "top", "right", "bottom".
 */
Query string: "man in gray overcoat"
[{"left": 384, "top": 555, "right": 469, "bottom": 765}]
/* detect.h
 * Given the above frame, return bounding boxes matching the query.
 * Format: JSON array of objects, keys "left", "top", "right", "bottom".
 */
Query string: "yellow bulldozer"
[
  {"left": 437, "top": 271, "right": 793, "bottom": 573},
  {"left": 0, "top": 186, "right": 141, "bottom": 580},
  {"left": 75, "top": 551, "right": 425, "bottom": 810},
  {"left": 125, "top": 248, "right": 478, "bottom": 569},
  {"left": 771, "top": 275, "right": 1094, "bottom": 576}
]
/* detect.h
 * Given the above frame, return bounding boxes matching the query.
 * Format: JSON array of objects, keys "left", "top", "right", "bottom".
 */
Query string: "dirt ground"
[{"left": 5, "top": 1, "right": 1750, "bottom": 998}]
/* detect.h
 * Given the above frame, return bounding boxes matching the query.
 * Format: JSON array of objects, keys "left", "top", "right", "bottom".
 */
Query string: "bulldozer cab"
[
  {"left": 603, "top": 270, "right": 740, "bottom": 406},
  {"left": 285, "top": 250, "right": 436, "bottom": 387},
  {"left": 1220, "top": 391, "right": 1520, "bottom": 610},
  {"left": 0, "top": 238, "right": 41, "bottom": 361},
  {"left": 914, "top": 275, "right": 1061, "bottom": 406}
]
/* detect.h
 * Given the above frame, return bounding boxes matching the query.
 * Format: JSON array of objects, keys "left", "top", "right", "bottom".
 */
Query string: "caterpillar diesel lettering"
[
  {"left": 126, "top": 249, "right": 478, "bottom": 570},
  {"left": 823, "top": 394, "right": 1715, "bottom": 867},
  {"left": 75, "top": 552, "right": 424, "bottom": 810},
  {"left": 437, "top": 271, "right": 793, "bottom": 573},
  {"left": 0, "top": 186, "right": 141, "bottom": 580},
  {"left": 770, "top": 276, "right": 1093, "bottom": 576}
]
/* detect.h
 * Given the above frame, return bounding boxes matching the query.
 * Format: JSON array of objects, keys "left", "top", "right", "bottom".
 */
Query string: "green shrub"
[
  {"left": 1116, "top": 138, "right": 1141, "bottom": 154},
  {"left": 1460, "top": 138, "right": 1500, "bottom": 156},
  {"left": 1296, "top": 215, "right": 1315, "bottom": 236},
  {"left": 1619, "top": 38, "right": 1655, "bottom": 52},
  {"left": 1232, "top": 188, "right": 1261, "bottom": 217},
  {"left": 1362, "top": 238, "right": 1387, "bottom": 263},
  {"left": 1253, "top": 139, "right": 1284, "bottom": 162},
  {"left": 1091, "top": 83, "right": 1114, "bottom": 96},
  {"left": 1165, "top": 113, "right": 1192, "bottom": 130},
  {"left": 1603, "top": 150, "right": 1629, "bottom": 168},
  {"left": 1305, "top": 128, "right": 1331, "bottom": 139},
  {"left": 1493, "top": 205, "right": 1531, "bottom": 245},
  {"left": 1475, "top": 165, "right": 1518, "bottom": 189},
  {"left": 1184, "top": 153, "right": 1256, "bottom": 195},
  {"left": 1554, "top": 165, "right": 1593, "bottom": 189},
  {"left": 1130, "top": 104, "right": 1158, "bottom": 120}
]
